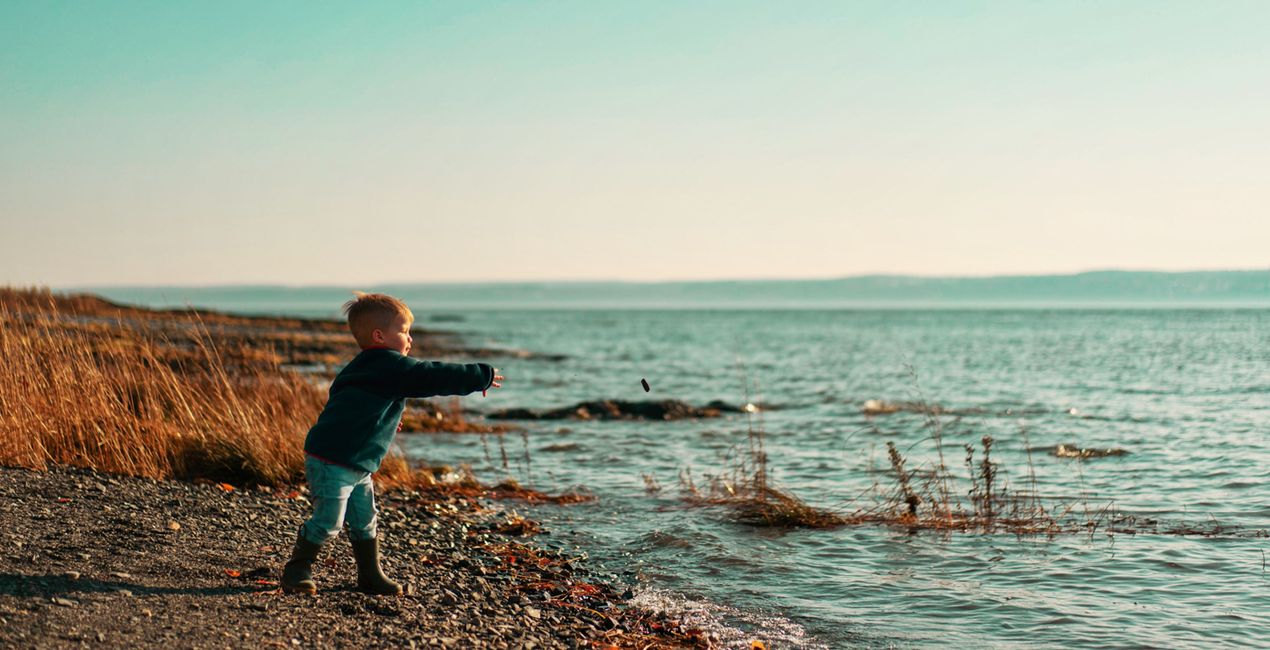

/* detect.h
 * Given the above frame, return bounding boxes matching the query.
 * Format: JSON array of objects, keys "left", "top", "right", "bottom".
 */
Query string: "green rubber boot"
[
  {"left": 281, "top": 532, "right": 323, "bottom": 594},
  {"left": 352, "top": 538, "right": 402, "bottom": 596}
]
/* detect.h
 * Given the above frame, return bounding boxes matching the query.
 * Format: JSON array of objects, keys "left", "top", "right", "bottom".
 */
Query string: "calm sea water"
[
  {"left": 411, "top": 309, "right": 1270, "bottom": 649},
  {"left": 91, "top": 291, "right": 1270, "bottom": 648}
]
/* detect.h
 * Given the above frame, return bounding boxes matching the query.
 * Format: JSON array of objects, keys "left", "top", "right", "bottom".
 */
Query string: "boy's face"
[{"left": 372, "top": 314, "right": 413, "bottom": 355}]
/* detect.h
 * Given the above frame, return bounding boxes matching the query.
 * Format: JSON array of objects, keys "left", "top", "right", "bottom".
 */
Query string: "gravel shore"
[{"left": 0, "top": 465, "right": 703, "bottom": 649}]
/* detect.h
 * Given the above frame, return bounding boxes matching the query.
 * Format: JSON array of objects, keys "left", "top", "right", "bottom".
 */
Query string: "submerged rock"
[
  {"left": 1051, "top": 444, "right": 1129, "bottom": 459},
  {"left": 488, "top": 399, "right": 747, "bottom": 421},
  {"left": 861, "top": 399, "right": 906, "bottom": 415}
]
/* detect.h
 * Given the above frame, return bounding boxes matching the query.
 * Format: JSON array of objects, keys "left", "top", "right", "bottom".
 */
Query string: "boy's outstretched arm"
[{"left": 392, "top": 356, "right": 500, "bottom": 399}]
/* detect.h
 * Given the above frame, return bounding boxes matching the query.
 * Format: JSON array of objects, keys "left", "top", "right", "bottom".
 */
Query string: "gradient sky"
[{"left": 2, "top": 1, "right": 1268, "bottom": 286}]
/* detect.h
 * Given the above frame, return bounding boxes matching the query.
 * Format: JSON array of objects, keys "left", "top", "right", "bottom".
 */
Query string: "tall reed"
[{"left": 0, "top": 288, "right": 323, "bottom": 485}]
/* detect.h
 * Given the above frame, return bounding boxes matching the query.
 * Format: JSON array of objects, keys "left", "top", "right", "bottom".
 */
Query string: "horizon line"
[{"left": 49, "top": 266, "right": 1270, "bottom": 291}]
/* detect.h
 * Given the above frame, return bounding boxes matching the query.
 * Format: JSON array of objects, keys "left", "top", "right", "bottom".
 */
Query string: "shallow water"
[
  {"left": 403, "top": 309, "right": 1270, "bottom": 648},
  {"left": 90, "top": 294, "right": 1270, "bottom": 648}
]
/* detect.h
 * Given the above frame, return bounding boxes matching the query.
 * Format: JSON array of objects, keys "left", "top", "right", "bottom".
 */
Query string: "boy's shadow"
[{"left": 0, "top": 572, "right": 269, "bottom": 599}]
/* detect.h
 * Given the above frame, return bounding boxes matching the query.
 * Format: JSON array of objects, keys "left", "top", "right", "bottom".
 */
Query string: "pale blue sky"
[{"left": 2, "top": 1, "right": 1268, "bottom": 286}]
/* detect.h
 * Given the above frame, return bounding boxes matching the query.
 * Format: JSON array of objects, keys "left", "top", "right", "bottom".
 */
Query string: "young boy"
[{"left": 281, "top": 292, "right": 503, "bottom": 595}]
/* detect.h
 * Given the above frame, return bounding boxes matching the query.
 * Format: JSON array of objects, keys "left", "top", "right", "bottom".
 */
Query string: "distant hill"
[{"left": 76, "top": 270, "right": 1270, "bottom": 313}]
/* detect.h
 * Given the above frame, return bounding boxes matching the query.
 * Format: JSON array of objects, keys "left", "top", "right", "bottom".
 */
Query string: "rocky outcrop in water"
[{"left": 488, "top": 399, "right": 750, "bottom": 421}]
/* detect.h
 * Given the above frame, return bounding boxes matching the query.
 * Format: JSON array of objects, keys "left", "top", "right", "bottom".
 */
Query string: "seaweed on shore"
[
  {"left": 399, "top": 397, "right": 514, "bottom": 434},
  {"left": 482, "top": 539, "right": 708, "bottom": 647},
  {"left": 374, "top": 455, "right": 596, "bottom": 505}
]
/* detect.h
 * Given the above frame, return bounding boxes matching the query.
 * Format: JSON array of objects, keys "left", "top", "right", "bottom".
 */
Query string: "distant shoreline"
[
  {"left": 61, "top": 298, "right": 1270, "bottom": 315},
  {"left": 52, "top": 267, "right": 1270, "bottom": 288},
  {"left": 55, "top": 269, "right": 1270, "bottom": 314}
]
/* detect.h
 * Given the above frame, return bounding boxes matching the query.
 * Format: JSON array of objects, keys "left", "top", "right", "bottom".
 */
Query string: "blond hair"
[{"left": 343, "top": 292, "right": 413, "bottom": 348}]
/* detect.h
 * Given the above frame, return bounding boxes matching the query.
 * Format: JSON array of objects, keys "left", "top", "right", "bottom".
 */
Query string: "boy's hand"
[{"left": 483, "top": 368, "right": 504, "bottom": 397}]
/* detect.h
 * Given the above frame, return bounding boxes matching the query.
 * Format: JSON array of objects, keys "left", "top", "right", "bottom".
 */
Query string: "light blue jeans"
[{"left": 299, "top": 456, "right": 378, "bottom": 545}]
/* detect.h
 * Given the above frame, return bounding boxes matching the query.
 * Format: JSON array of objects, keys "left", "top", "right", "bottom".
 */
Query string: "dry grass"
[
  {"left": 679, "top": 416, "right": 1074, "bottom": 533},
  {"left": 0, "top": 288, "right": 317, "bottom": 485},
  {"left": 859, "top": 434, "right": 1071, "bottom": 535},
  {"left": 679, "top": 370, "right": 850, "bottom": 529},
  {"left": 0, "top": 287, "right": 458, "bottom": 490}
]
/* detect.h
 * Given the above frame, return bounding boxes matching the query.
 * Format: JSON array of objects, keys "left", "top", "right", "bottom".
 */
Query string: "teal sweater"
[{"left": 303, "top": 349, "right": 494, "bottom": 472}]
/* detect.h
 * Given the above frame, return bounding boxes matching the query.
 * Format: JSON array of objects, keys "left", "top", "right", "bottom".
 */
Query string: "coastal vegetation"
[
  {"left": 0, "top": 288, "right": 550, "bottom": 500},
  {"left": 5, "top": 287, "right": 1258, "bottom": 542},
  {"left": 0, "top": 287, "right": 323, "bottom": 486}
]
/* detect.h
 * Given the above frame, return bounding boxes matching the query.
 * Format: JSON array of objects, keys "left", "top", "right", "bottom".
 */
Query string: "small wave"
[
  {"left": 1221, "top": 480, "right": 1261, "bottom": 489},
  {"left": 860, "top": 399, "right": 1048, "bottom": 418},
  {"left": 1117, "top": 387, "right": 1172, "bottom": 395},
  {"left": 1041, "top": 616, "right": 1080, "bottom": 626},
  {"left": 637, "top": 530, "right": 694, "bottom": 550},
  {"left": 1073, "top": 412, "right": 1120, "bottom": 421},
  {"left": 630, "top": 588, "right": 829, "bottom": 650},
  {"left": 1227, "top": 384, "right": 1270, "bottom": 395}
]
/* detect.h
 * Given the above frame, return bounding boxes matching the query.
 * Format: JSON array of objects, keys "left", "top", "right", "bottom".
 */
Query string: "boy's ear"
[{"left": 370, "top": 328, "right": 384, "bottom": 344}]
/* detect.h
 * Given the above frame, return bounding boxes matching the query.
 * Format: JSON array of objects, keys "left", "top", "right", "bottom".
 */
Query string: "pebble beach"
[{"left": 0, "top": 464, "right": 703, "bottom": 649}]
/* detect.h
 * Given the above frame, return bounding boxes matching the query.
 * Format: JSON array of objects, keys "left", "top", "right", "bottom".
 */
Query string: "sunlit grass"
[
  {"left": 0, "top": 287, "right": 583, "bottom": 503},
  {"left": 1, "top": 287, "right": 321, "bottom": 484},
  {"left": 0, "top": 287, "right": 437, "bottom": 488}
]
